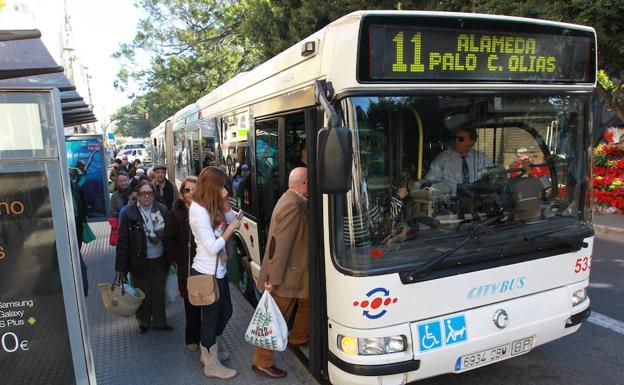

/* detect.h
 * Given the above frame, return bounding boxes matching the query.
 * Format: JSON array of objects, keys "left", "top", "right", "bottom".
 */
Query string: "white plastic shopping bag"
[
  {"left": 165, "top": 266, "right": 179, "bottom": 304},
  {"left": 245, "top": 291, "right": 288, "bottom": 351}
]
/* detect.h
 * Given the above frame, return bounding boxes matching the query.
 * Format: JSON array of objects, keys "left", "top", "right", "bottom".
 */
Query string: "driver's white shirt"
[{"left": 425, "top": 148, "right": 493, "bottom": 195}]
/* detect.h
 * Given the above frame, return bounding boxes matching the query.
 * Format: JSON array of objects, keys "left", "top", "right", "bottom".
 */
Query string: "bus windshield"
[{"left": 334, "top": 94, "right": 591, "bottom": 275}]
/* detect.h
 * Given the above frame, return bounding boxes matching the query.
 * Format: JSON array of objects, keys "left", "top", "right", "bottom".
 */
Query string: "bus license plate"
[{"left": 455, "top": 336, "right": 534, "bottom": 372}]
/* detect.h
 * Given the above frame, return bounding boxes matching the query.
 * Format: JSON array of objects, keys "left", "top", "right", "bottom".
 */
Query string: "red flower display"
[{"left": 593, "top": 141, "right": 624, "bottom": 214}]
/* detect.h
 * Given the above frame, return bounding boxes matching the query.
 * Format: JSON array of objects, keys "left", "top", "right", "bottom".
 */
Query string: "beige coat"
[{"left": 258, "top": 189, "right": 309, "bottom": 299}]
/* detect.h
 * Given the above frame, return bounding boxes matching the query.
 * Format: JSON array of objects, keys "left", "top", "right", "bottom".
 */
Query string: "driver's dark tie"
[{"left": 461, "top": 156, "right": 470, "bottom": 184}]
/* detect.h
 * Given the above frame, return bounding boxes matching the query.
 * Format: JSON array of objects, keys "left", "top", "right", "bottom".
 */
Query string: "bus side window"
[
  {"left": 285, "top": 113, "right": 306, "bottom": 174},
  {"left": 231, "top": 146, "right": 253, "bottom": 211}
]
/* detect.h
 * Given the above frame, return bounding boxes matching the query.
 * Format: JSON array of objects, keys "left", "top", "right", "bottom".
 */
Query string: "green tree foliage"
[
  {"left": 110, "top": 99, "right": 151, "bottom": 137},
  {"left": 113, "top": 0, "right": 261, "bottom": 132},
  {"left": 116, "top": 0, "right": 624, "bottom": 125},
  {"left": 238, "top": 0, "right": 413, "bottom": 61}
]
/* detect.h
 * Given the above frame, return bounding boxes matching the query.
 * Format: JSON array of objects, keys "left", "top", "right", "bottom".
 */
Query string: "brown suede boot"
[
  {"left": 200, "top": 344, "right": 209, "bottom": 366},
  {"left": 199, "top": 339, "right": 229, "bottom": 364},
  {"left": 201, "top": 343, "right": 237, "bottom": 379}
]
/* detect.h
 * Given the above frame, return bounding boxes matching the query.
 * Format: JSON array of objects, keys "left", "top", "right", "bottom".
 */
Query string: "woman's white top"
[{"left": 188, "top": 201, "right": 236, "bottom": 279}]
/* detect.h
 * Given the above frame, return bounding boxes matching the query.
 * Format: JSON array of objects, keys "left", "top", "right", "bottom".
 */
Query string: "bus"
[
  {"left": 149, "top": 120, "right": 167, "bottom": 166},
  {"left": 149, "top": 117, "right": 177, "bottom": 182},
  {"left": 158, "top": 11, "right": 596, "bottom": 384},
  {"left": 151, "top": 104, "right": 221, "bottom": 179}
]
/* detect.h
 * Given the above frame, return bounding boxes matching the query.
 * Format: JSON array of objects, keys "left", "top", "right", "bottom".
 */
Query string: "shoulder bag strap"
[
  {"left": 187, "top": 231, "right": 192, "bottom": 277},
  {"left": 188, "top": 230, "right": 218, "bottom": 277}
]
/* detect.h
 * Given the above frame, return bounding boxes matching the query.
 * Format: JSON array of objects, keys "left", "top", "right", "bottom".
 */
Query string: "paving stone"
[{"left": 82, "top": 221, "right": 317, "bottom": 385}]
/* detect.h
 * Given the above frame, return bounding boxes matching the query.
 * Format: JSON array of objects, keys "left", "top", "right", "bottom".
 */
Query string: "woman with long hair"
[
  {"left": 189, "top": 167, "right": 240, "bottom": 379},
  {"left": 162, "top": 176, "right": 202, "bottom": 351}
]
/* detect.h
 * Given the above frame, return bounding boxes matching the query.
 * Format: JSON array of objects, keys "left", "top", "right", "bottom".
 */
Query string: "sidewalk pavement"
[
  {"left": 82, "top": 222, "right": 317, "bottom": 385},
  {"left": 593, "top": 213, "right": 624, "bottom": 237}
]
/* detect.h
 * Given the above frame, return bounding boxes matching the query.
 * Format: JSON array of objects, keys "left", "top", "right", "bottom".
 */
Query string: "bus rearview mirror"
[{"left": 317, "top": 126, "right": 352, "bottom": 194}]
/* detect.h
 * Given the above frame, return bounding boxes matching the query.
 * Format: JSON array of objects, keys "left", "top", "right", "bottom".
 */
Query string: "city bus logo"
[{"left": 353, "top": 287, "right": 398, "bottom": 319}]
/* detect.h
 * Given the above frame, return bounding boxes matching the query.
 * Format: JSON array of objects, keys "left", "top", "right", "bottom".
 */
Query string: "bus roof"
[
  {"left": 345, "top": 10, "right": 595, "bottom": 33},
  {"left": 150, "top": 117, "right": 170, "bottom": 138},
  {"left": 173, "top": 102, "right": 200, "bottom": 132},
  {"left": 194, "top": 10, "right": 596, "bottom": 120}
]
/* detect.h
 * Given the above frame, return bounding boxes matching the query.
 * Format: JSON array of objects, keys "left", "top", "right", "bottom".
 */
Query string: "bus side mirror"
[{"left": 317, "top": 126, "right": 352, "bottom": 194}]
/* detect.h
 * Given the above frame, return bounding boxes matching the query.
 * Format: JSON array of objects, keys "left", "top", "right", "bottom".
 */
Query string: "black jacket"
[
  {"left": 162, "top": 199, "right": 197, "bottom": 298},
  {"left": 115, "top": 202, "right": 168, "bottom": 275},
  {"left": 155, "top": 179, "right": 176, "bottom": 210}
]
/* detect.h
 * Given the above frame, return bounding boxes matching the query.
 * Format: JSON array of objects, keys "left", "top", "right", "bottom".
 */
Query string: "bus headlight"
[
  {"left": 338, "top": 335, "right": 407, "bottom": 355},
  {"left": 572, "top": 288, "right": 587, "bottom": 306},
  {"left": 338, "top": 336, "right": 358, "bottom": 355}
]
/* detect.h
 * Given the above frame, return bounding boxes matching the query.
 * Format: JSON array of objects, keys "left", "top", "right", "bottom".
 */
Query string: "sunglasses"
[
  {"left": 138, "top": 191, "right": 154, "bottom": 197},
  {"left": 452, "top": 135, "right": 467, "bottom": 142},
  {"left": 183, "top": 188, "right": 194, "bottom": 193}
]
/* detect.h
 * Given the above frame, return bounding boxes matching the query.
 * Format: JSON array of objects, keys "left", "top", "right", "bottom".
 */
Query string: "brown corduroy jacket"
[{"left": 257, "top": 189, "right": 309, "bottom": 299}]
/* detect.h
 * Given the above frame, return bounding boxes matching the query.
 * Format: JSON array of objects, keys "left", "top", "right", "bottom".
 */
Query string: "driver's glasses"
[{"left": 452, "top": 135, "right": 466, "bottom": 142}]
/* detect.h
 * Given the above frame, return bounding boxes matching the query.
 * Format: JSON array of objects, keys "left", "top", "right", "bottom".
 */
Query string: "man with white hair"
[
  {"left": 252, "top": 167, "right": 309, "bottom": 379},
  {"left": 120, "top": 155, "right": 132, "bottom": 174}
]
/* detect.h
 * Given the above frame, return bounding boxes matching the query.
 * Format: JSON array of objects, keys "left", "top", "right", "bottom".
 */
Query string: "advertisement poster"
[
  {"left": 66, "top": 136, "right": 108, "bottom": 218},
  {"left": 0, "top": 171, "right": 76, "bottom": 384}
]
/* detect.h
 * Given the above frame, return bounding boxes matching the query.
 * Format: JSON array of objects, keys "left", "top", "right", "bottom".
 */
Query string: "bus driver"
[{"left": 424, "top": 127, "right": 493, "bottom": 196}]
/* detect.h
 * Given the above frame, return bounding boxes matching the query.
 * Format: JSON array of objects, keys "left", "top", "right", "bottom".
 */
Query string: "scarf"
[{"left": 138, "top": 204, "right": 165, "bottom": 243}]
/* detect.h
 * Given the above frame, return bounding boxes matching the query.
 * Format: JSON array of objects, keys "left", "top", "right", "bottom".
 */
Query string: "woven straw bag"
[{"left": 98, "top": 276, "right": 145, "bottom": 317}]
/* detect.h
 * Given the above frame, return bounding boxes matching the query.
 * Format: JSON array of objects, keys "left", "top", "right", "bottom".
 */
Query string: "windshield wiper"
[{"left": 407, "top": 214, "right": 507, "bottom": 279}]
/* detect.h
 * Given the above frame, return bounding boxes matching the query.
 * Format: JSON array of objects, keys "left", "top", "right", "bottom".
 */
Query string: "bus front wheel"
[{"left": 236, "top": 242, "right": 258, "bottom": 305}]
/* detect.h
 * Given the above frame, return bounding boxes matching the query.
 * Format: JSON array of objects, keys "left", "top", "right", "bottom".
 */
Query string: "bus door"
[
  {"left": 252, "top": 111, "right": 308, "bottom": 252},
  {"left": 253, "top": 117, "right": 281, "bottom": 248}
]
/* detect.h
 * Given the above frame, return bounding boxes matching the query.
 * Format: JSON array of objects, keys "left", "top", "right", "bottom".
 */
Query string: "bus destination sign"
[{"left": 363, "top": 25, "right": 594, "bottom": 83}]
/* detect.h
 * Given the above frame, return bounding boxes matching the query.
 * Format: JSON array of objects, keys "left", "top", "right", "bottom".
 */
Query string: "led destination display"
[{"left": 362, "top": 23, "right": 595, "bottom": 83}]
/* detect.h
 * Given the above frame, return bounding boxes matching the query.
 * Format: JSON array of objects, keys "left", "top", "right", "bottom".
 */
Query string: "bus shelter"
[{"left": 0, "top": 30, "right": 96, "bottom": 385}]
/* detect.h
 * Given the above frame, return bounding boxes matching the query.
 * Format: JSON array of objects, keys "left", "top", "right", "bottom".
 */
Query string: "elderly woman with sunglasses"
[
  {"left": 116, "top": 180, "right": 172, "bottom": 334},
  {"left": 425, "top": 127, "right": 493, "bottom": 196},
  {"left": 162, "top": 176, "right": 203, "bottom": 351}
]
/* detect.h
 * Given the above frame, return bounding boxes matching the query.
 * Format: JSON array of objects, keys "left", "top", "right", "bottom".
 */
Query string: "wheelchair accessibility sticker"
[
  {"left": 418, "top": 321, "right": 443, "bottom": 352},
  {"left": 418, "top": 315, "right": 467, "bottom": 352}
]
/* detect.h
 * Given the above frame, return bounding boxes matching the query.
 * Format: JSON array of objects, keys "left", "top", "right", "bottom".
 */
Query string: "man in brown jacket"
[{"left": 252, "top": 167, "right": 309, "bottom": 379}]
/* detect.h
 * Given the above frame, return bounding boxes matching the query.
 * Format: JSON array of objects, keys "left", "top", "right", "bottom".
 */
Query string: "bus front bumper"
[{"left": 327, "top": 284, "right": 590, "bottom": 385}]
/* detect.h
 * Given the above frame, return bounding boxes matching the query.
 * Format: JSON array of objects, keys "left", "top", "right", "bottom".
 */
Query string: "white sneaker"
[{"left": 187, "top": 343, "right": 199, "bottom": 352}]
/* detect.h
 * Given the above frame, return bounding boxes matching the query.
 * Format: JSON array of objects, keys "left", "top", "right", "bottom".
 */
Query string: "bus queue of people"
[{"left": 109, "top": 159, "right": 310, "bottom": 380}]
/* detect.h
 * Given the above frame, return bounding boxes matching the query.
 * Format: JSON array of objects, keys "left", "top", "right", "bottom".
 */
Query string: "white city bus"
[
  {"left": 164, "top": 11, "right": 596, "bottom": 384},
  {"left": 150, "top": 120, "right": 167, "bottom": 167}
]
